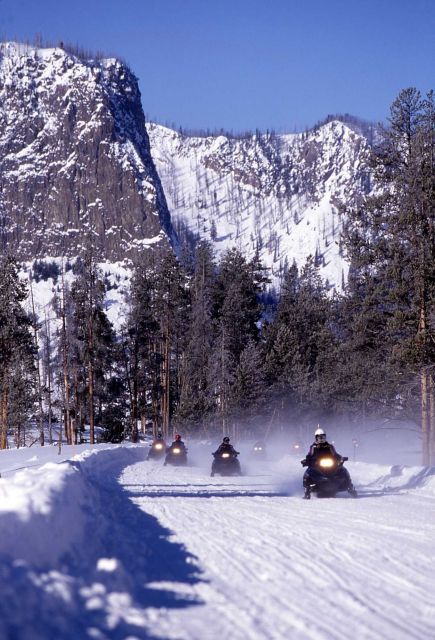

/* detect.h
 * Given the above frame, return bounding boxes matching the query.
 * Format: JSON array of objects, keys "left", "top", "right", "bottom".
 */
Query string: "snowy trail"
[
  {"left": 121, "top": 451, "right": 435, "bottom": 640},
  {"left": 0, "top": 444, "right": 434, "bottom": 639}
]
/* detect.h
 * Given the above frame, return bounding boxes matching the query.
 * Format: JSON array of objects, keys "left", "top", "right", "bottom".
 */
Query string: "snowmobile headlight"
[
  {"left": 155, "top": 443, "right": 163, "bottom": 450},
  {"left": 294, "top": 444, "right": 300, "bottom": 449},
  {"left": 173, "top": 448, "right": 181, "bottom": 454},
  {"left": 222, "top": 452, "right": 230, "bottom": 458},
  {"left": 319, "top": 458, "right": 334, "bottom": 468}
]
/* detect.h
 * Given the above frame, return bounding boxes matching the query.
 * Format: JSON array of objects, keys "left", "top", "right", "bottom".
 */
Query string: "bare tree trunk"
[
  {"left": 164, "top": 332, "right": 170, "bottom": 437},
  {"left": 61, "top": 268, "right": 72, "bottom": 445},
  {"left": 1, "top": 386, "right": 8, "bottom": 449},
  {"left": 88, "top": 358, "right": 95, "bottom": 444},
  {"left": 421, "top": 368, "right": 430, "bottom": 466},
  {"left": 419, "top": 300, "right": 430, "bottom": 465},
  {"left": 29, "top": 278, "right": 44, "bottom": 446},
  {"left": 44, "top": 311, "right": 53, "bottom": 444},
  {"left": 429, "top": 372, "right": 435, "bottom": 465}
]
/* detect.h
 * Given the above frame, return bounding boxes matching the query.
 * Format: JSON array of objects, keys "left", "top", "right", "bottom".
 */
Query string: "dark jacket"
[
  {"left": 303, "top": 441, "right": 341, "bottom": 466},
  {"left": 214, "top": 443, "right": 239, "bottom": 456},
  {"left": 169, "top": 440, "right": 186, "bottom": 450}
]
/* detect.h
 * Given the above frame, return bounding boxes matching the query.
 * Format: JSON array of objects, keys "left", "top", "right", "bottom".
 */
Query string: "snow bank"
[{"left": 0, "top": 445, "right": 143, "bottom": 565}]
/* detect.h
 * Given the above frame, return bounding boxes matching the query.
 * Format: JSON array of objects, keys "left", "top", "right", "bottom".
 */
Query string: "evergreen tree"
[
  {"left": 231, "top": 340, "right": 267, "bottom": 428},
  {"left": 177, "top": 241, "right": 216, "bottom": 426},
  {"left": 0, "top": 257, "right": 35, "bottom": 448},
  {"left": 69, "top": 254, "right": 116, "bottom": 444},
  {"left": 147, "top": 252, "right": 190, "bottom": 436},
  {"left": 343, "top": 88, "right": 435, "bottom": 462},
  {"left": 123, "top": 257, "right": 160, "bottom": 440},
  {"left": 264, "top": 258, "right": 336, "bottom": 422}
]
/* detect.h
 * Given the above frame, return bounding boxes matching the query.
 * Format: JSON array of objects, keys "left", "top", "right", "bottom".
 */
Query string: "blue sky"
[{"left": 1, "top": 0, "right": 434, "bottom": 132}]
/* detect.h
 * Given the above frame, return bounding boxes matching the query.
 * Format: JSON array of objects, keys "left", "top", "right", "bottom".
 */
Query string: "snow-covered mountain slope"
[
  {"left": 147, "top": 121, "right": 372, "bottom": 288},
  {"left": 0, "top": 42, "right": 173, "bottom": 261},
  {"left": 0, "top": 438, "right": 434, "bottom": 639},
  {"left": 0, "top": 41, "right": 372, "bottom": 291}
]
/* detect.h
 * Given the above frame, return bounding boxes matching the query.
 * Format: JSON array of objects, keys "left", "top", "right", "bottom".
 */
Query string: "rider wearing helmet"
[
  {"left": 214, "top": 436, "right": 239, "bottom": 456},
  {"left": 301, "top": 427, "right": 356, "bottom": 499},
  {"left": 305, "top": 428, "right": 337, "bottom": 461},
  {"left": 169, "top": 433, "right": 186, "bottom": 449}
]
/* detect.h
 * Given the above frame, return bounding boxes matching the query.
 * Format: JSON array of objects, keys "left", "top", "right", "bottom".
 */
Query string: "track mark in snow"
[{"left": 120, "top": 453, "right": 435, "bottom": 640}]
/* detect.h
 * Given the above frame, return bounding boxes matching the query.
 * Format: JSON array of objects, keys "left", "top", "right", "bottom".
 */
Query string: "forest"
[{"left": 0, "top": 88, "right": 434, "bottom": 463}]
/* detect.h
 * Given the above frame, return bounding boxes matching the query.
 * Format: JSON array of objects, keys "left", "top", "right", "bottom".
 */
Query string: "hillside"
[{"left": 148, "top": 120, "right": 372, "bottom": 287}]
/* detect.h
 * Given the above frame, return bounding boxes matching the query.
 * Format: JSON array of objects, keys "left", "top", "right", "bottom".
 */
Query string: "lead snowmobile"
[{"left": 301, "top": 428, "right": 357, "bottom": 499}]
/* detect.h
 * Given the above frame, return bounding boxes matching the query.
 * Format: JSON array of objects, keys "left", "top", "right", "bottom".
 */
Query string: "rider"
[
  {"left": 214, "top": 436, "right": 239, "bottom": 456},
  {"left": 168, "top": 433, "right": 186, "bottom": 450},
  {"left": 147, "top": 431, "right": 166, "bottom": 460},
  {"left": 301, "top": 427, "right": 356, "bottom": 499}
]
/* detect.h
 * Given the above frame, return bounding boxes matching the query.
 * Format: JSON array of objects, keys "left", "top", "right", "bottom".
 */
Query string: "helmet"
[
  {"left": 175, "top": 434, "right": 181, "bottom": 441},
  {"left": 314, "top": 427, "right": 326, "bottom": 443},
  {"left": 223, "top": 436, "right": 230, "bottom": 443}
]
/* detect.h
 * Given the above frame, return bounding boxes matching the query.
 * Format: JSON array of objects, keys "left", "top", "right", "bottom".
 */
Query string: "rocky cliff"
[
  {"left": 0, "top": 42, "right": 173, "bottom": 261},
  {"left": 0, "top": 42, "right": 373, "bottom": 289}
]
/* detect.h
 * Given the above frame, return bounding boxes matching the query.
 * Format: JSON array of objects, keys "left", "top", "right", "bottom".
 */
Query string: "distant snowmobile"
[
  {"left": 147, "top": 436, "right": 166, "bottom": 460},
  {"left": 250, "top": 441, "right": 267, "bottom": 460}
]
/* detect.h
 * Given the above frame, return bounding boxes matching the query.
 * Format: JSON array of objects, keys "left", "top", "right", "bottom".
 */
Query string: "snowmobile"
[
  {"left": 164, "top": 443, "right": 188, "bottom": 466},
  {"left": 250, "top": 441, "right": 267, "bottom": 460},
  {"left": 301, "top": 455, "right": 356, "bottom": 498},
  {"left": 211, "top": 451, "right": 242, "bottom": 477},
  {"left": 291, "top": 442, "right": 302, "bottom": 455},
  {"left": 147, "top": 439, "right": 166, "bottom": 460}
]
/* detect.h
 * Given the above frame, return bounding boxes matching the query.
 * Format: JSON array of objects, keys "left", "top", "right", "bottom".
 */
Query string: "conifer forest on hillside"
[{"left": 1, "top": 89, "right": 434, "bottom": 464}]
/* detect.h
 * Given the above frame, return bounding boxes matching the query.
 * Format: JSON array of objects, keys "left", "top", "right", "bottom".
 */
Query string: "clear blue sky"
[{"left": 1, "top": 0, "right": 434, "bottom": 132}]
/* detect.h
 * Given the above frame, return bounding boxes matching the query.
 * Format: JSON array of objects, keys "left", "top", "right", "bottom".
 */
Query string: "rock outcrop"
[{"left": 0, "top": 42, "right": 173, "bottom": 261}]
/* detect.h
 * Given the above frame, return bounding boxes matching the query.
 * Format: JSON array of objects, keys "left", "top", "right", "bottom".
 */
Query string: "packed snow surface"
[{"left": 0, "top": 434, "right": 434, "bottom": 640}]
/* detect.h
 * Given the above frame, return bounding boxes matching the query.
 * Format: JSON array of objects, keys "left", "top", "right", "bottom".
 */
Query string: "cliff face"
[
  {"left": 0, "top": 42, "right": 173, "bottom": 261},
  {"left": 147, "top": 121, "right": 372, "bottom": 288},
  {"left": 0, "top": 42, "right": 373, "bottom": 289}
]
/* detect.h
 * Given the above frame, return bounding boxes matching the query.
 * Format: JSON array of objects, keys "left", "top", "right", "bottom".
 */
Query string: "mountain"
[
  {"left": 0, "top": 42, "right": 373, "bottom": 290},
  {"left": 0, "top": 42, "right": 174, "bottom": 261},
  {"left": 147, "top": 120, "right": 372, "bottom": 288}
]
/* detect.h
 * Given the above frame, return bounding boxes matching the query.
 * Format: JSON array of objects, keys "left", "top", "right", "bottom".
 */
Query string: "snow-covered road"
[
  {"left": 0, "top": 443, "right": 434, "bottom": 640},
  {"left": 122, "top": 454, "right": 435, "bottom": 640}
]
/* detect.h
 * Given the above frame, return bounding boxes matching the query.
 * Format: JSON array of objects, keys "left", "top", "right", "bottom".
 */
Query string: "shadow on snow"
[{"left": 0, "top": 447, "right": 203, "bottom": 640}]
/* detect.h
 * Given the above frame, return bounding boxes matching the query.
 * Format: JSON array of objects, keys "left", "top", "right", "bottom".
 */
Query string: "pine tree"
[
  {"left": 177, "top": 241, "right": 216, "bottom": 426},
  {"left": 69, "top": 254, "right": 115, "bottom": 444},
  {"left": 343, "top": 88, "right": 435, "bottom": 462},
  {"left": 152, "top": 252, "right": 190, "bottom": 436},
  {"left": 264, "top": 258, "right": 336, "bottom": 422},
  {"left": 0, "top": 257, "right": 36, "bottom": 449},
  {"left": 123, "top": 257, "right": 160, "bottom": 440}
]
